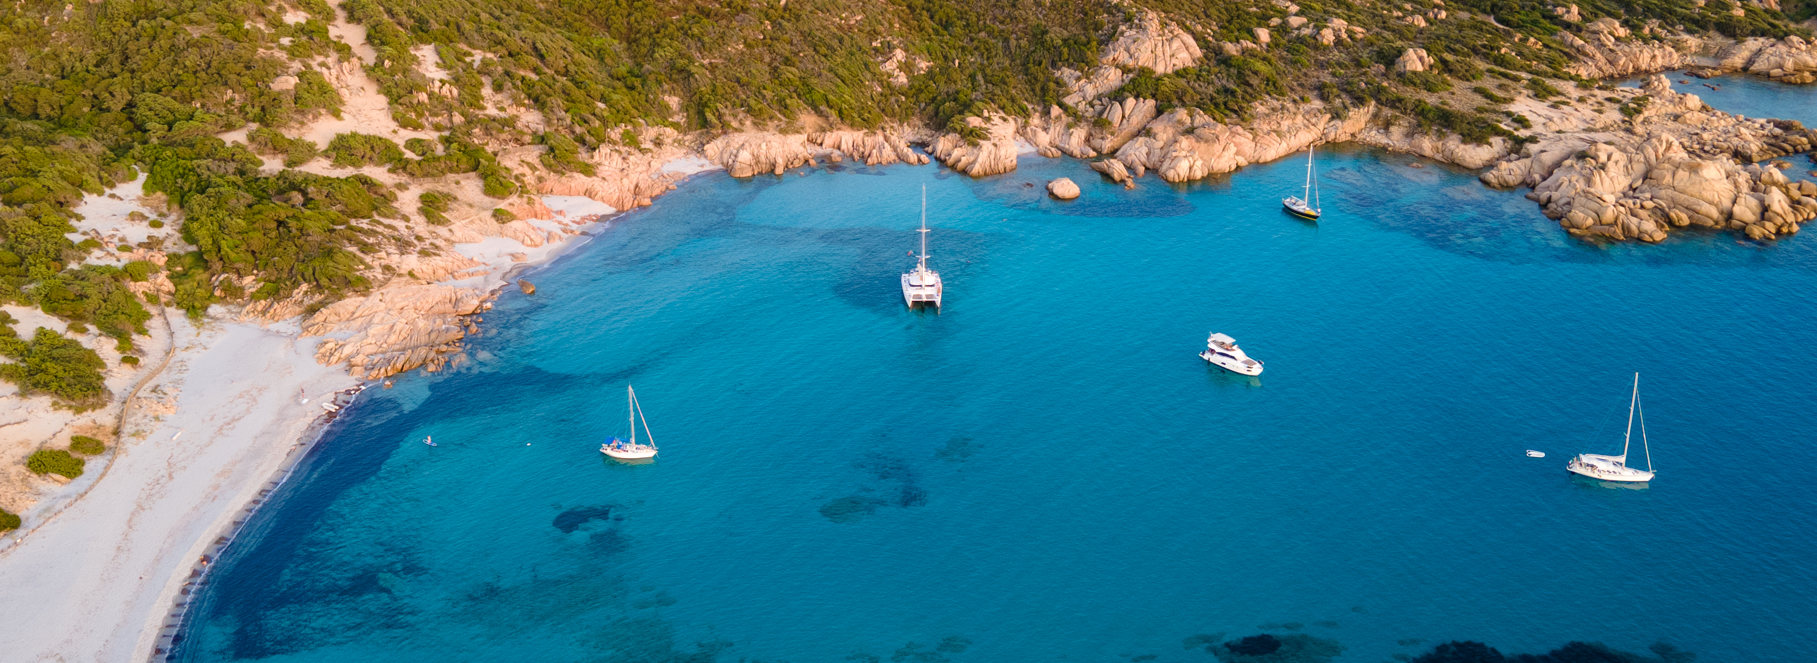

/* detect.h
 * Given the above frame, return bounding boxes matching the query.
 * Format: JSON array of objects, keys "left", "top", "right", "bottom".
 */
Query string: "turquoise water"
[{"left": 176, "top": 103, "right": 1817, "bottom": 661}]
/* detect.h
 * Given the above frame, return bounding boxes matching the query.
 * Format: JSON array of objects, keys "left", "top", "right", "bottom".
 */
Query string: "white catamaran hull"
[{"left": 901, "top": 273, "right": 942, "bottom": 308}]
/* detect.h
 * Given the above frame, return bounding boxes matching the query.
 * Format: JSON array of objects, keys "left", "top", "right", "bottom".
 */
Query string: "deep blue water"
[{"left": 176, "top": 85, "right": 1817, "bottom": 662}]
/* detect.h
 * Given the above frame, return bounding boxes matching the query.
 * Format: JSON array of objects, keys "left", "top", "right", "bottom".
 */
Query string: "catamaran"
[
  {"left": 901, "top": 184, "right": 943, "bottom": 309},
  {"left": 601, "top": 385, "right": 658, "bottom": 461},
  {"left": 1282, "top": 145, "right": 1322, "bottom": 221},
  {"left": 1200, "top": 332, "right": 1264, "bottom": 376},
  {"left": 1566, "top": 373, "right": 1655, "bottom": 483}
]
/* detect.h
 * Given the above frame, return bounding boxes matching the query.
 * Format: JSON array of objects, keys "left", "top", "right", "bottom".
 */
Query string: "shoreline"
[
  {"left": 127, "top": 163, "right": 722, "bottom": 661},
  {"left": 1, "top": 64, "right": 1812, "bottom": 659},
  {"left": 0, "top": 157, "right": 723, "bottom": 662}
]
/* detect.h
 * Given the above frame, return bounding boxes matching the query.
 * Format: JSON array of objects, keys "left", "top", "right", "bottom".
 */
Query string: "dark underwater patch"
[
  {"left": 1184, "top": 632, "right": 1344, "bottom": 663},
  {"left": 820, "top": 495, "right": 885, "bottom": 523},
  {"left": 553, "top": 505, "right": 620, "bottom": 533},
  {"left": 1409, "top": 640, "right": 1695, "bottom": 663},
  {"left": 934, "top": 436, "right": 981, "bottom": 462}
]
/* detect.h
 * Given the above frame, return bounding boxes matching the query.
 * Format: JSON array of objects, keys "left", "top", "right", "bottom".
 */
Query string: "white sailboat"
[
  {"left": 1566, "top": 373, "right": 1655, "bottom": 483},
  {"left": 901, "top": 184, "right": 943, "bottom": 309},
  {"left": 1282, "top": 145, "right": 1322, "bottom": 221},
  {"left": 1200, "top": 332, "right": 1264, "bottom": 376},
  {"left": 601, "top": 385, "right": 658, "bottom": 461}
]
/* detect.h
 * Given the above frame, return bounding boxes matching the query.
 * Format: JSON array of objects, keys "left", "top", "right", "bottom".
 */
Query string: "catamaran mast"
[
  {"left": 918, "top": 184, "right": 929, "bottom": 273},
  {"left": 1620, "top": 372, "right": 1638, "bottom": 462}
]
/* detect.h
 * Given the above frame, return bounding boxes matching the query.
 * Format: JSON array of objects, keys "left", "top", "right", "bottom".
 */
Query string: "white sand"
[
  {"left": 0, "top": 318, "right": 354, "bottom": 660},
  {"left": 0, "top": 156, "right": 714, "bottom": 660}
]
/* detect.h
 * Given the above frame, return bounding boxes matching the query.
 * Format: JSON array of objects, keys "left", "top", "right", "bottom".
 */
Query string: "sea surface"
[{"left": 174, "top": 79, "right": 1817, "bottom": 662}]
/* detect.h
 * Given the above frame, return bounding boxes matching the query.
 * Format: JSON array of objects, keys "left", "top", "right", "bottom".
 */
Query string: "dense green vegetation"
[
  {"left": 0, "top": 312, "right": 109, "bottom": 409},
  {"left": 0, "top": 0, "right": 1811, "bottom": 423},
  {"left": 26, "top": 448, "right": 85, "bottom": 479},
  {"left": 69, "top": 435, "right": 106, "bottom": 456},
  {"left": 0, "top": 508, "right": 20, "bottom": 531}
]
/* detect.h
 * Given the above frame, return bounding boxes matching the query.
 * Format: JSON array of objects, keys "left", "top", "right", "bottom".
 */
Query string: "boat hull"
[
  {"left": 601, "top": 445, "right": 657, "bottom": 460},
  {"left": 901, "top": 274, "right": 942, "bottom": 308},
  {"left": 1201, "top": 350, "right": 1263, "bottom": 376},
  {"left": 1282, "top": 202, "right": 1320, "bottom": 221},
  {"left": 1566, "top": 454, "right": 1652, "bottom": 482}
]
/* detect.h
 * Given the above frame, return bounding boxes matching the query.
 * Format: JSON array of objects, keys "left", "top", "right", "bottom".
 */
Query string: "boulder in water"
[{"left": 1047, "top": 177, "right": 1081, "bottom": 200}]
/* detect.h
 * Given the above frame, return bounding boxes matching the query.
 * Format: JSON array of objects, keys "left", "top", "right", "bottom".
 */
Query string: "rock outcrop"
[
  {"left": 702, "top": 128, "right": 928, "bottom": 178},
  {"left": 1395, "top": 48, "right": 1434, "bottom": 73},
  {"left": 1047, "top": 177, "right": 1080, "bottom": 200},
  {"left": 1714, "top": 36, "right": 1817, "bottom": 84},
  {"left": 1482, "top": 75, "right": 1817, "bottom": 242},
  {"left": 1560, "top": 18, "right": 1689, "bottom": 79},
  {"left": 1099, "top": 11, "right": 1202, "bottom": 75},
  {"left": 306, "top": 285, "right": 488, "bottom": 379},
  {"left": 1098, "top": 102, "right": 1377, "bottom": 183},
  {"left": 929, "top": 114, "right": 1020, "bottom": 177}
]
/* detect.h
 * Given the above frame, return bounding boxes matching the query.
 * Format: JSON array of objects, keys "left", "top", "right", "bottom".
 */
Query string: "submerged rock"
[
  {"left": 552, "top": 505, "right": 617, "bottom": 533},
  {"left": 517, "top": 279, "right": 535, "bottom": 295}
]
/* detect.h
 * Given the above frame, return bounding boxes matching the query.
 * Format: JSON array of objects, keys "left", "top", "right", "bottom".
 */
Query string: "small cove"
[{"left": 174, "top": 76, "right": 1817, "bottom": 662}]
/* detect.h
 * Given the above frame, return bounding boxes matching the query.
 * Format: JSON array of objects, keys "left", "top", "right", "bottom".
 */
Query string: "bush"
[
  {"left": 120, "top": 355, "right": 140, "bottom": 365},
  {"left": 148, "top": 219, "right": 165, "bottom": 228},
  {"left": 0, "top": 509, "right": 19, "bottom": 531},
  {"left": 26, "top": 449, "right": 85, "bottom": 479},
  {"left": 323, "top": 133, "right": 405, "bottom": 168},
  {"left": 69, "top": 435, "right": 105, "bottom": 455},
  {"left": 492, "top": 207, "right": 516, "bottom": 223}
]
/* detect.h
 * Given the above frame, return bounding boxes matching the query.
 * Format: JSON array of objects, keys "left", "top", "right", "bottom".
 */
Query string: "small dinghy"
[
  {"left": 321, "top": 402, "right": 339, "bottom": 412},
  {"left": 1526, "top": 450, "right": 1545, "bottom": 458},
  {"left": 601, "top": 385, "right": 659, "bottom": 461}
]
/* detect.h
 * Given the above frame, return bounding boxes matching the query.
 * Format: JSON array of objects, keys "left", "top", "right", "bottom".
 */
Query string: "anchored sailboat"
[
  {"left": 901, "top": 184, "right": 943, "bottom": 309},
  {"left": 1566, "top": 373, "right": 1655, "bottom": 483},
  {"left": 601, "top": 385, "right": 658, "bottom": 461},
  {"left": 1282, "top": 145, "right": 1322, "bottom": 221}
]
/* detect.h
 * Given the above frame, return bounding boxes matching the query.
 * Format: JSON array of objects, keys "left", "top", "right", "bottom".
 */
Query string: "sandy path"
[{"left": 0, "top": 320, "right": 354, "bottom": 661}]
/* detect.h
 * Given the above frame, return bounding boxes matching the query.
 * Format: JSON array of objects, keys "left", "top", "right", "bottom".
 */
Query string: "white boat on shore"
[
  {"left": 1200, "top": 333, "right": 1264, "bottom": 376},
  {"left": 1566, "top": 373, "right": 1655, "bottom": 483},
  {"left": 601, "top": 385, "right": 659, "bottom": 461},
  {"left": 901, "top": 185, "right": 943, "bottom": 309}
]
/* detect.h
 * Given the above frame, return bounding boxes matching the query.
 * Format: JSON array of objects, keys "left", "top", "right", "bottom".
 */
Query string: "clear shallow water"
[{"left": 177, "top": 109, "right": 1817, "bottom": 662}]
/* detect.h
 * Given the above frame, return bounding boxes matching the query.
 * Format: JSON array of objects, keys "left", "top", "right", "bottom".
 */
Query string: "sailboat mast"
[
  {"left": 918, "top": 184, "right": 928, "bottom": 272},
  {"left": 1637, "top": 379, "right": 1652, "bottom": 472},
  {"left": 628, "top": 385, "right": 636, "bottom": 446},
  {"left": 1303, "top": 147, "right": 1313, "bottom": 201},
  {"left": 635, "top": 393, "right": 657, "bottom": 450},
  {"left": 1620, "top": 373, "right": 1637, "bottom": 461}
]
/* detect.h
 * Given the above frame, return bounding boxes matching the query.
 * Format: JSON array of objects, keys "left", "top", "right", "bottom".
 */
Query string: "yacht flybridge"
[
  {"left": 1282, "top": 145, "right": 1322, "bottom": 221},
  {"left": 1566, "top": 373, "right": 1655, "bottom": 483},
  {"left": 901, "top": 184, "right": 943, "bottom": 309},
  {"left": 1200, "top": 333, "right": 1264, "bottom": 376},
  {"left": 601, "top": 385, "right": 658, "bottom": 461}
]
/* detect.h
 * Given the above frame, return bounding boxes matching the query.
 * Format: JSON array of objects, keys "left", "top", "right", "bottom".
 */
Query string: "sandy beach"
[
  {"left": 0, "top": 152, "right": 716, "bottom": 657},
  {"left": 0, "top": 318, "right": 354, "bottom": 660}
]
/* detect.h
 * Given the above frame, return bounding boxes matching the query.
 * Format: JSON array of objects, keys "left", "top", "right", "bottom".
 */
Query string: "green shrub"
[
  {"left": 122, "top": 260, "right": 156, "bottom": 282},
  {"left": 492, "top": 208, "right": 516, "bottom": 223},
  {"left": 148, "top": 219, "right": 164, "bottom": 229},
  {"left": 26, "top": 449, "right": 84, "bottom": 479},
  {"left": 69, "top": 435, "right": 105, "bottom": 455},
  {"left": 120, "top": 355, "right": 140, "bottom": 365},
  {"left": 0, "top": 327, "right": 110, "bottom": 409},
  {"left": 324, "top": 133, "right": 405, "bottom": 168},
  {"left": 0, "top": 509, "right": 19, "bottom": 531}
]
